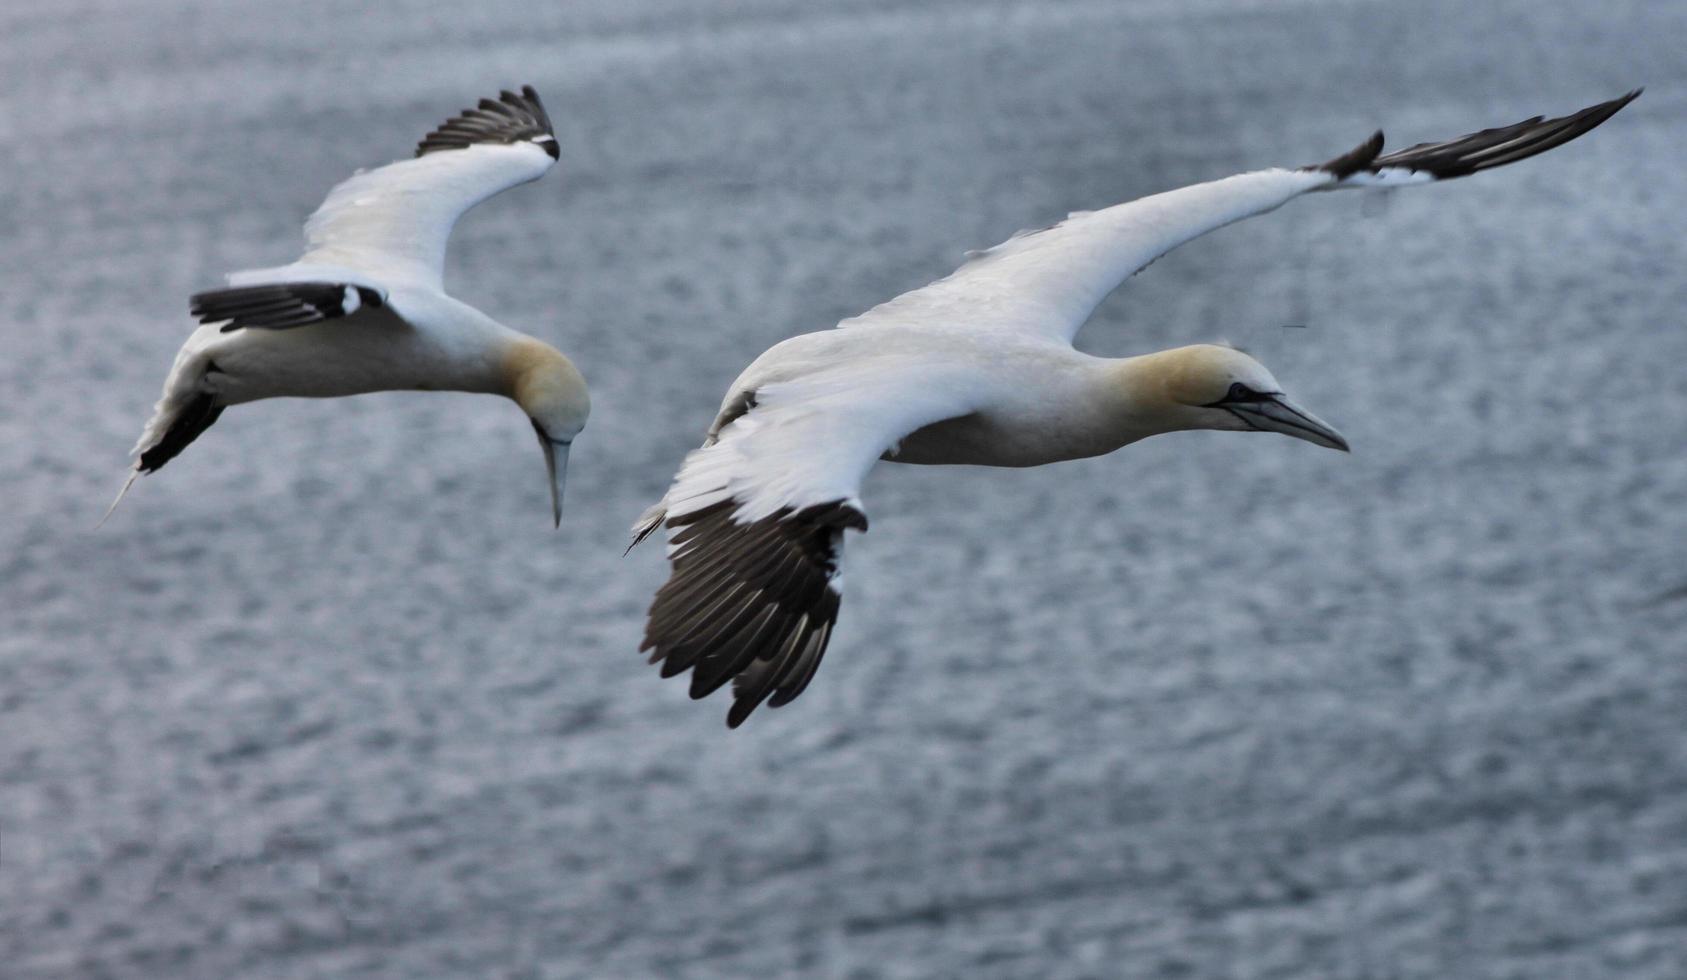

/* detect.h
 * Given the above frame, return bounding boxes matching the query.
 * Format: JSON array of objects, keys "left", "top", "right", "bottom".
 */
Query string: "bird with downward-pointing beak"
[{"left": 109, "top": 86, "right": 588, "bottom": 527}]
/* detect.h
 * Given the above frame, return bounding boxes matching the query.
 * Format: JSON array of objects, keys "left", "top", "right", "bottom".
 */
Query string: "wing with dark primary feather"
[
  {"left": 645, "top": 499, "right": 861, "bottom": 727},
  {"left": 639, "top": 363, "right": 978, "bottom": 727},
  {"left": 234, "top": 86, "right": 562, "bottom": 293},
  {"left": 842, "top": 91, "right": 1639, "bottom": 346},
  {"left": 190, "top": 282, "right": 386, "bottom": 332},
  {"left": 414, "top": 85, "right": 558, "bottom": 159},
  {"left": 1313, "top": 89, "right": 1641, "bottom": 180}
]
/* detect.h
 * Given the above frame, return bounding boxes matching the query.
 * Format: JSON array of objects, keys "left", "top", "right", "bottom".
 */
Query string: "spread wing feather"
[
  {"left": 843, "top": 92, "right": 1638, "bottom": 345},
  {"left": 229, "top": 86, "right": 560, "bottom": 293},
  {"left": 642, "top": 363, "right": 978, "bottom": 726}
]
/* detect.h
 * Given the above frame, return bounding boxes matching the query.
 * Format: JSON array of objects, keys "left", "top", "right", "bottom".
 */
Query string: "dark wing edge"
[
  {"left": 415, "top": 85, "right": 559, "bottom": 160},
  {"left": 1308, "top": 89, "right": 1641, "bottom": 180},
  {"left": 189, "top": 282, "right": 386, "bottom": 333},
  {"left": 641, "top": 498, "right": 867, "bottom": 728}
]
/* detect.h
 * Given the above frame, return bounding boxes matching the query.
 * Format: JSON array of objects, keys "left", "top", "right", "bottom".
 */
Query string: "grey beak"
[
  {"left": 1228, "top": 394, "right": 1350, "bottom": 452},
  {"left": 535, "top": 429, "right": 572, "bottom": 528}
]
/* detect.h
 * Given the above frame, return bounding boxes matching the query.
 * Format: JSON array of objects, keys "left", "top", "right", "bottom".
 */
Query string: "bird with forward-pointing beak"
[{"left": 633, "top": 90, "right": 1641, "bottom": 727}]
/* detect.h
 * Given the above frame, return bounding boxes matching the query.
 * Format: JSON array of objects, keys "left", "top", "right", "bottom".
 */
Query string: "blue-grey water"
[{"left": 3, "top": 1, "right": 1686, "bottom": 977}]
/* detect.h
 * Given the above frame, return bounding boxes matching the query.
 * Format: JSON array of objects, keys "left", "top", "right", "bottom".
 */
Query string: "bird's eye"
[{"left": 1227, "top": 382, "right": 1253, "bottom": 401}]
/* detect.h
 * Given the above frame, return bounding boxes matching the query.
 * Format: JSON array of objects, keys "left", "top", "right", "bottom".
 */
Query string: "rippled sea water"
[{"left": 3, "top": 0, "right": 1686, "bottom": 976}]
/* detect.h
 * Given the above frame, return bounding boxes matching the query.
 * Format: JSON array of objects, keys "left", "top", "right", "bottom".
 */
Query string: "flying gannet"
[
  {"left": 108, "top": 86, "right": 588, "bottom": 527},
  {"left": 632, "top": 91, "right": 1640, "bottom": 727}
]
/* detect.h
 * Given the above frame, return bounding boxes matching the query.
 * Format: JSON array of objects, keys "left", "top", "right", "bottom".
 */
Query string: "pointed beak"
[
  {"left": 534, "top": 426, "right": 572, "bottom": 528},
  {"left": 1228, "top": 394, "right": 1350, "bottom": 452}
]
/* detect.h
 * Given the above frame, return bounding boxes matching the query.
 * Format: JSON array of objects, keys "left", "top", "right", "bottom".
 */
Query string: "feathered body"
[
  {"left": 113, "top": 87, "right": 588, "bottom": 526},
  {"left": 635, "top": 91, "right": 1641, "bottom": 726}
]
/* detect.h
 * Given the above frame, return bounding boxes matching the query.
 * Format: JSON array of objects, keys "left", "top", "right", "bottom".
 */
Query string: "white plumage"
[
  {"left": 636, "top": 91, "right": 1640, "bottom": 727},
  {"left": 111, "top": 86, "right": 589, "bottom": 527}
]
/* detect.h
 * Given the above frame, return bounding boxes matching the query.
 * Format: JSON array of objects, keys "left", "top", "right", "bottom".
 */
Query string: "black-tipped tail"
[{"left": 138, "top": 390, "right": 223, "bottom": 474}]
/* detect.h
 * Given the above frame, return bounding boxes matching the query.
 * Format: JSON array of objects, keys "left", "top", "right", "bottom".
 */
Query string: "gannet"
[
  {"left": 632, "top": 91, "right": 1640, "bottom": 727},
  {"left": 108, "top": 86, "right": 588, "bottom": 527}
]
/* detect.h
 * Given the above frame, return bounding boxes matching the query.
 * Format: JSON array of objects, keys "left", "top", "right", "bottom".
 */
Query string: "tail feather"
[
  {"left": 138, "top": 391, "right": 224, "bottom": 473},
  {"left": 626, "top": 501, "right": 667, "bottom": 555},
  {"left": 97, "top": 469, "right": 141, "bottom": 528},
  {"left": 101, "top": 389, "right": 224, "bottom": 526}
]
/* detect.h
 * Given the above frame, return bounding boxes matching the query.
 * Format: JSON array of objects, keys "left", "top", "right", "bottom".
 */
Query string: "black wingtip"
[
  {"left": 415, "top": 85, "right": 558, "bottom": 159},
  {"left": 642, "top": 500, "right": 858, "bottom": 727},
  {"left": 1314, "top": 89, "right": 1641, "bottom": 182},
  {"left": 1604, "top": 86, "right": 1643, "bottom": 116},
  {"left": 1314, "top": 130, "right": 1385, "bottom": 179},
  {"left": 1557, "top": 89, "right": 1643, "bottom": 134}
]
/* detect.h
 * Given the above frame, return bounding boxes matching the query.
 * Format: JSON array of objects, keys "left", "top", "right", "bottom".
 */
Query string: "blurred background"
[{"left": 2, "top": 0, "right": 1684, "bottom": 976}]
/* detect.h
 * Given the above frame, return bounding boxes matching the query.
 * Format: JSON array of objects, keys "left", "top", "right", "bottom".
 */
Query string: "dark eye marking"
[
  {"left": 1226, "top": 382, "right": 1273, "bottom": 402},
  {"left": 1205, "top": 382, "right": 1278, "bottom": 407}
]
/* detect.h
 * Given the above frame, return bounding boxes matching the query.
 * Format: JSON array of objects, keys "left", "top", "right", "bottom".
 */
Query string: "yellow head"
[
  {"left": 1132, "top": 344, "right": 1348, "bottom": 450},
  {"left": 505, "top": 339, "right": 590, "bottom": 527}
]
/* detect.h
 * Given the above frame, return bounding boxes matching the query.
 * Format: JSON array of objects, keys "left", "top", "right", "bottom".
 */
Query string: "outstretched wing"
[
  {"left": 844, "top": 91, "right": 1639, "bottom": 345},
  {"left": 642, "top": 363, "right": 979, "bottom": 727},
  {"left": 232, "top": 86, "right": 560, "bottom": 293}
]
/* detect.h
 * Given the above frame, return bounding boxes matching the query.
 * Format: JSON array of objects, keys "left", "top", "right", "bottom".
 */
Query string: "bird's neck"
[
  {"left": 887, "top": 348, "right": 1197, "bottom": 467},
  {"left": 503, "top": 336, "right": 588, "bottom": 425},
  {"left": 1089, "top": 351, "right": 1204, "bottom": 446},
  {"left": 500, "top": 335, "right": 562, "bottom": 399}
]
